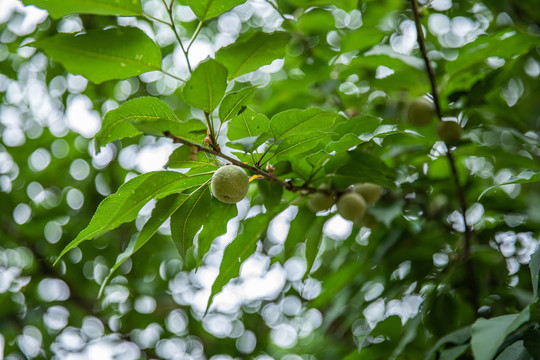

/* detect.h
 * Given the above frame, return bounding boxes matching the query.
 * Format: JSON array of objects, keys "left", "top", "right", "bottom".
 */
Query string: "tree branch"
[
  {"left": 408, "top": 0, "right": 472, "bottom": 249},
  {"left": 164, "top": 132, "right": 321, "bottom": 195},
  {"left": 409, "top": 0, "right": 477, "bottom": 308}
]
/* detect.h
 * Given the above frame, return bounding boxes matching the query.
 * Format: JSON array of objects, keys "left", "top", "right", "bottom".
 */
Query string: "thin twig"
[
  {"left": 186, "top": 21, "right": 203, "bottom": 53},
  {"left": 164, "top": 131, "right": 319, "bottom": 194},
  {"left": 409, "top": 0, "right": 477, "bottom": 308},
  {"left": 142, "top": 13, "right": 171, "bottom": 26},
  {"left": 161, "top": 69, "right": 186, "bottom": 83},
  {"left": 161, "top": 0, "right": 192, "bottom": 73}
]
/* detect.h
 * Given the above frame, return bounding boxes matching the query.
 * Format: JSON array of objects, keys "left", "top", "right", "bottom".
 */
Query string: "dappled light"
[{"left": 1, "top": 0, "right": 540, "bottom": 358}]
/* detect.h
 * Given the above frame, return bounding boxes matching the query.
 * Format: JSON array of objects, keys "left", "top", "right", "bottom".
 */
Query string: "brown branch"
[
  {"left": 409, "top": 0, "right": 472, "bottom": 248},
  {"left": 164, "top": 131, "right": 321, "bottom": 194},
  {"left": 409, "top": 0, "right": 477, "bottom": 308}
]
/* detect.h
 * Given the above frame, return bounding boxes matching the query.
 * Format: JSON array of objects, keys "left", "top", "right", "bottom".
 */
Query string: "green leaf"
[
  {"left": 325, "top": 115, "right": 383, "bottom": 152},
  {"left": 215, "top": 32, "right": 290, "bottom": 80},
  {"left": 439, "top": 344, "right": 470, "bottom": 360},
  {"left": 197, "top": 198, "right": 238, "bottom": 266},
  {"left": 170, "top": 182, "right": 211, "bottom": 262},
  {"left": 523, "top": 329, "right": 540, "bottom": 360},
  {"left": 530, "top": 247, "right": 540, "bottom": 298},
  {"left": 219, "top": 86, "right": 257, "bottom": 123},
  {"left": 97, "top": 193, "right": 187, "bottom": 298},
  {"left": 22, "top": 0, "right": 141, "bottom": 18},
  {"left": 55, "top": 171, "right": 211, "bottom": 264},
  {"left": 446, "top": 30, "right": 540, "bottom": 76},
  {"left": 478, "top": 171, "right": 540, "bottom": 200},
  {"left": 257, "top": 180, "right": 283, "bottom": 210},
  {"left": 187, "top": 0, "right": 247, "bottom": 21},
  {"left": 284, "top": 206, "right": 317, "bottom": 259},
  {"left": 183, "top": 58, "right": 228, "bottom": 112},
  {"left": 495, "top": 341, "right": 531, "bottom": 360},
  {"left": 167, "top": 145, "right": 217, "bottom": 173},
  {"left": 96, "top": 97, "right": 183, "bottom": 149},
  {"left": 270, "top": 108, "right": 339, "bottom": 139},
  {"left": 471, "top": 307, "right": 531, "bottom": 360},
  {"left": 330, "top": 149, "right": 396, "bottom": 190},
  {"left": 311, "top": 261, "right": 363, "bottom": 308},
  {"left": 305, "top": 216, "right": 326, "bottom": 275},
  {"left": 228, "top": 108, "right": 270, "bottom": 141},
  {"left": 273, "top": 132, "right": 334, "bottom": 160},
  {"left": 207, "top": 212, "right": 272, "bottom": 311},
  {"left": 341, "top": 27, "right": 385, "bottom": 53},
  {"left": 30, "top": 27, "right": 161, "bottom": 84}
]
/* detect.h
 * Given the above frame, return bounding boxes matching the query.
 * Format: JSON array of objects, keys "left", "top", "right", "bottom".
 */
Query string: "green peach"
[{"left": 211, "top": 165, "right": 249, "bottom": 203}]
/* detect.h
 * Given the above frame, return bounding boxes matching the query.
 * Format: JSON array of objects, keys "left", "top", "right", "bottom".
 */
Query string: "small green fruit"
[
  {"left": 307, "top": 192, "right": 335, "bottom": 212},
  {"left": 337, "top": 192, "right": 367, "bottom": 223},
  {"left": 352, "top": 183, "right": 383, "bottom": 205},
  {"left": 407, "top": 97, "right": 435, "bottom": 126},
  {"left": 436, "top": 121, "right": 462, "bottom": 144},
  {"left": 211, "top": 165, "right": 249, "bottom": 203}
]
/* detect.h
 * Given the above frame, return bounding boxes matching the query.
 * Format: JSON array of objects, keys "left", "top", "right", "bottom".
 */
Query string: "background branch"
[{"left": 409, "top": 0, "right": 477, "bottom": 308}]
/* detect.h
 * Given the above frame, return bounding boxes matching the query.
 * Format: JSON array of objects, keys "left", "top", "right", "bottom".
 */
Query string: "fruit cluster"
[
  {"left": 307, "top": 183, "right": 383, "bottom": 224},
  {"left": 407, "top": 97, "right": 463, "bottom": 144}
]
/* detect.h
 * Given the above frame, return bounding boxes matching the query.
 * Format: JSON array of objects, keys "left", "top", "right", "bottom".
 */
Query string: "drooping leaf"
[
  {"left": 55, "top": 171, "right": 211, "bottom": 263},
  {"left": 471, "top": 307, "right": 531, "bottom": 360},
  {"left": 270, "top": 108, "right": 339, "bottom": 140},
  {"left": 97, "top": 193, "right": 188, "bottom": 297},
  {"left": 304, "top": 216, "right": 326, "bottom": 275},
  {"left": 478, "top": 171, "right": 540, "bottom": 200},
  {"left": 216, "top": 32, "right": 290, "bottom": 80},
  {"left": 494, "top": 341, "right": 531, "bottom": 360},
  {"left": 183, "top": 58, "right": 228, "bottom": 112},
  {"left": 197, "top": 198, "right": 238, "bottom": 266},
  {"left": 207, "top": 212, "right": 273, "bottom": 311},
  {"left": 284, "top": 206, "right": 317, "bottom": 259},
  {"left": 30, "top": 27, "right": 161, "bottom": 84},
  {"left": 311, "top": 261, "right": 364, "bottom": 308},
  {"left": 170, "top": 182, "right": 211, "bottom": 262},
  {"left": 257, "top": 180, "right": 283, "bottom": 210},
  {"left": 187, "top": 0, "right": 247, "bottom": 21},
  {"left": 22, "top": 0, "right": 141, "bottom": 18},
  {"left": 219, "top": 86, "right": 257, "bottom": 123}
]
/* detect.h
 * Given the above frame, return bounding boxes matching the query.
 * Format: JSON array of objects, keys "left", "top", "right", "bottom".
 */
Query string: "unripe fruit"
[
  {"left": 352, "top": 183, "right": 383, "bottom": 205},
  {"left": 407, "top": 97, "right": 435, "bottom": 126},
  {"left": 436, "top": 121, "right": 462, "bottom": 144},
  {"left": 337, "top": 192, "right": 367, "bottom": 223},
  {"left": 307, "top": 192, "right": 335, "bottom": 212},
  {"left": 211, "top": 165, "right": 249, "bottom": 203}
]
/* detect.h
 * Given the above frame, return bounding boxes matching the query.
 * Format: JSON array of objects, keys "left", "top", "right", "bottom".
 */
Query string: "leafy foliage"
[{"left": 2, "top": 0, "right": 540, "bottom": 358}]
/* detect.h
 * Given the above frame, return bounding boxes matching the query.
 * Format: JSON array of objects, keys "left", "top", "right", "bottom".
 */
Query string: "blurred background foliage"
[{"left": 0, "top": 0, "right": 539, "bottom": 359}]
